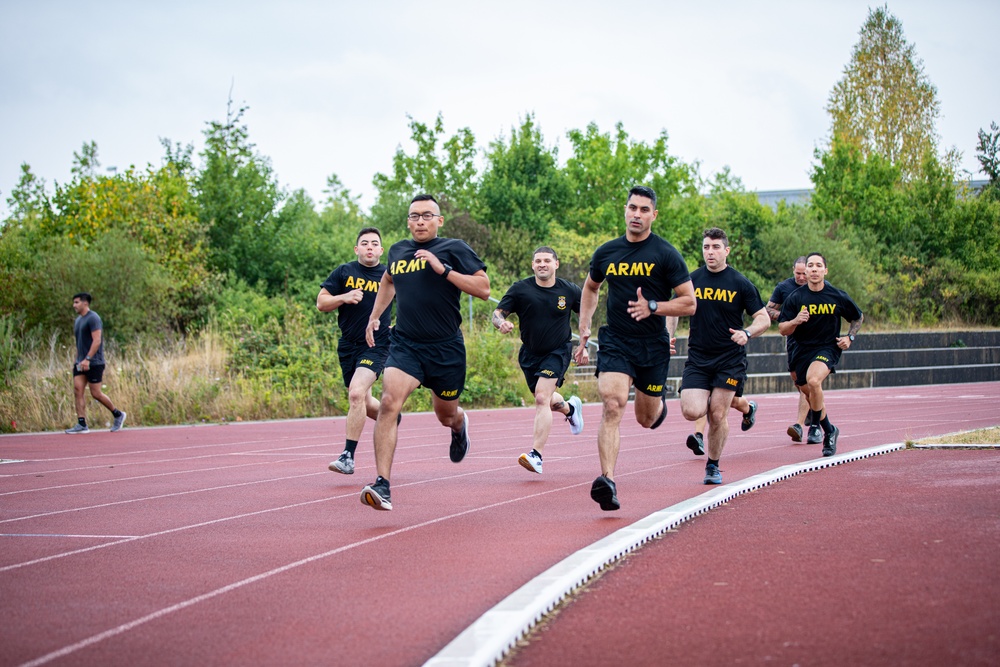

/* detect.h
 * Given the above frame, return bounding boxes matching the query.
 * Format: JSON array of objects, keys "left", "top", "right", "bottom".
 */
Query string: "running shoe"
[
  {"left": 450, "top": 412, "right": 470, "bottom": 463},
  {"left": 650, "top": 395, "right": 668, "bottom": 430},
  {"left": 518, "top": 449, "right": 543, "bottom": 474},
  {"left": 566, "top": 396, "right": 584, "bottom": 435},
  {"left": 329, "top": 451, "right": 355, "bottom": 475},
  {"left": 360, "top": 476, "right": 392, "bottom": 510},
  {"left": 686, "top": 432, "right": 705, "bottom": 456},
  {"left": 65, "top": 423, "right": 89, "bottom": 434},
  {"left": 787, "top": 423, "right": 803, "bottom": 443},
  {"left": 590, "top": 475, "right": 620, "bottom": 511},
  {"left": 807, "top": 424, "right": 823, "bottom": 444},
  {"left": 111, "top": 411, "right": 127, "bottom": 432},
  {"left": 741, "top": 401, "right": 757, "bottom": 431},
  {"left": 704, "top": 462, "right": 722, "bottom": 485},
  {"left": 822, "top": 425, "right": 839, "bottom": 457}
]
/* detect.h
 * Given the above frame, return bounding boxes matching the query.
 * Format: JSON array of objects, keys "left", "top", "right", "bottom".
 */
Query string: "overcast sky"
[{"left": 1, "top": 0, "right": 997, "bottom": 218}]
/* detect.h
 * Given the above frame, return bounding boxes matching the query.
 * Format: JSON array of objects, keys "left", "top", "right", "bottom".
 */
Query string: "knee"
[
  {"left": 347, "top": 386, "right": 367, "bottom": 406},
  {"left": 680, "top": 403, "right": 701, "bottom": 422}
]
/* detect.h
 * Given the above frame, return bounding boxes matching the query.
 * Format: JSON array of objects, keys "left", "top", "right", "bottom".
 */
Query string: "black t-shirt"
[
  {"left": 769, "top": 277, "right": 800, "bottom": 305},
  {"left": 779, "top": 283, "right": 863, "bottom": 351},
  {"left": 497, "top": 277, "right": 582, "bottom": 355},
  {"left": 386, "top": 236, "right": 487, "bottom": 341},
  {"left": 74, "top": 310, "right": 105, "bottom": 365},
  {"left": 589, "top": 234, "right": 690, "bottom": 338},
  {"left": 688, "top": 266, "right": 765, "bottom": 360},
  {"left": 321, "top": 261, "right": 391, "bottom": 344}
]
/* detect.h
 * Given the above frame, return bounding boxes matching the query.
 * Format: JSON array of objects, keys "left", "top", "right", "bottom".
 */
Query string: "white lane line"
[{"left": 423, "top": 443, "right": 905, "bottom": 667}]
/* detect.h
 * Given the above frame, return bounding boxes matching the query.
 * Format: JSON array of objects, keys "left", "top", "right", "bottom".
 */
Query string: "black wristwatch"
[
  {"left": 848, "top": 334, "right": 855, "bottom": 342},
  {"left": 647, "top": 299, "right": 658, "bottom": 313},
  {"left": 441, "top": 263, "right": 453, "bottom": 279}
]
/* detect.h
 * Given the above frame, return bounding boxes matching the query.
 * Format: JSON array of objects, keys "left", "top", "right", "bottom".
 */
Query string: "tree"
[
  {"left": 826, "top": 6, "right": 943, "bottom": 179},
  {"left": 975, "top": 121, "right": 1000, "bottom": 197}
]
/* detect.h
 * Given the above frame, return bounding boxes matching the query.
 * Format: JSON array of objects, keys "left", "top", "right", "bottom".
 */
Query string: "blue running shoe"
[{"left": 704, "top": 462, "right": 722, "bottom": 485}]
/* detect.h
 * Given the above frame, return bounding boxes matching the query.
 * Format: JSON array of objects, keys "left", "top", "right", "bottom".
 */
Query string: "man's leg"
[
  {"left": 88, "top": 382, "right": 117, "bottom": 415},
  {"left": 705, "top": 389, "right": 736, "bottom": 460},
  {"left": 346, "top": 367, "right": 379, "bottom": 443},
  {"left": 372, "top": 368, "right": 420, "bottom": 480},
  {"left": 596, "top": 372, "right": 631, "bottom": 479},
  {"left": 73, "top": 374, "right": 88, "bottom": 420},
  {"left": 532, "top": 378, "right": 560, "bottom": 454},
  {"left": 680, "top": 388, "right": 710, "bottom": 423},
  {"left": 634, "top": 389, "right": 665, "bottom": 429}
]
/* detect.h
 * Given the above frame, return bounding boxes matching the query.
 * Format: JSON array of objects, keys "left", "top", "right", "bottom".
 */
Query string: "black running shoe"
[
  {"left": 686, "top": 432, "right": 705, "bottom": 456},
  {"left": 822, "top": 425, "right": 839, "bottom": 457},
  {"left": 590, "top": 475, "right": 620, "bottom": 511},
  {"left": 360, "top": 476, "right": 392, "bottom": 511},
  {"left": 650, "top": 395, "right": 668, "bottom": 430},
  {"left": 807, "top": 424, "right": 823, "bottom": 444},
  {"left": 450, "top": 412, "right": 470, "bottom": 463},
  {"left": 741, "top": 401, "right": 757, "bottom": 431},
  {"left": 787, "top": 423, "right": 803, "bottom": 443}
]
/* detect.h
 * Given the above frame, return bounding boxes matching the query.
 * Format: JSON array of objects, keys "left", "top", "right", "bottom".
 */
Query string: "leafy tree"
[
  {"left": 370, "top": 114, "right": 478, "bottom": 236},
  {"left": 826, "top": 6, "right": 944, "bottom": 179},
  {"left": 478, "top": 115, "right": 571, "bottom": 239},
  {"left": 975, "top": 121, "right": 1000, "bottom": 198}
]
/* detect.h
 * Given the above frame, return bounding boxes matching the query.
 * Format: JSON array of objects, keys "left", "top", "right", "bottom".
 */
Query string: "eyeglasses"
[{"left": 407, "top": 212, "right": 441, "bottom": 221}]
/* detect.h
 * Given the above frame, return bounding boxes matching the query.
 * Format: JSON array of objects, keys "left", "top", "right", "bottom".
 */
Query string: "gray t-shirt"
[{"left": 74, "top": 310, "right": 105, "bottom": 365}]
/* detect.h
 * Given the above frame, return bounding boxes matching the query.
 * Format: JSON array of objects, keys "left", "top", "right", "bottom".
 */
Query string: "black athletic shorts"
[
  {"left": 338, "top": 337, "right": 389, "bottom": 388},
  {"left": 790, "top": 346, "right": 840, "bottom": 386},
  {"left": 73, "top": 363, "right": 105, "bottom": 384},
  {"left": 386, "top": 330, "right": 466, "bottom": 400},
  {"left": 519, "top": 342, "right": 572, "bottom": 394},
  {"left": 680, "top": 351, "right": 747, "bottom": 397},
  {"left": 595, "top": 326, "right": 671, "bottom": 397}
]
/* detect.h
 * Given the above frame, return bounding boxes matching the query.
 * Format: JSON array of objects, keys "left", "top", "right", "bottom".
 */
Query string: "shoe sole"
[
  {"left": 704, "top": 474, "right": 722, "bottom": 485},
  {"left": 361, "top": 486, "right": 392, "bottom": 510},
  {"left": 450, "top": 413, "right": 470, "bottom": 463},
  {"left": 518, "top": 454, "right": 542, "bottom": 474},
  {"left": 787, "top": 425, "right": 803, "bottom": 443},
  {"left": 741, "top": 402, "right": 756, "bottom": 431},
  {"left": 568, "top": 396, "right": 584, "bottom": 435},
  {"left": 685, "top": 434, "right": 705, "bottom": 456},
  {"left": 590, "top": 477, "right": 620, "bottom": 511},
  {"left": 329, "top": 463, "right": 354, "bottom": 475}
]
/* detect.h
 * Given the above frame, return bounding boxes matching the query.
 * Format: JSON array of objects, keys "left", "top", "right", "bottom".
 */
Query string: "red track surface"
[{"left": 1, "top": 382, "right": 998, "bottom": 666}]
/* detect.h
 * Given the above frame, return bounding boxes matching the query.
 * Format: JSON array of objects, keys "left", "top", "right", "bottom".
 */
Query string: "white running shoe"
[
  {"left": 518, "top": 449, "right": 543, "bottom": 474},
  {"left": 566, "top": 396, "right": 584, "bottom": 435}
]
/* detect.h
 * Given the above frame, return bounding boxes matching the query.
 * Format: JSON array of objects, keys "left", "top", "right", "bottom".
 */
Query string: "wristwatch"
[
  {"left": 647, "top": 299, "right": 658, "bottom": 313},
  {"left": 848, "top": 334, "right": 855, "bottom": 342},
  {"left": 441, "top": 263, "right": 453, "bottom": 279}
]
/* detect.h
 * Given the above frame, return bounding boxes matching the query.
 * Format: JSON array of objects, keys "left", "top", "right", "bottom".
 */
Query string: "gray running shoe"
[
  {"left": 329, "top": 451, "right": 355, "bottom": 475},
  {"left": 787, "top": 423, "right": 803, "bottom": 443},
  {"left": 65, "top": 423, "right": 89, "bottom": 434},
  {"left": 450, "top": 412, "right": 470, "bottom": 463},
  {"left": 590, "top": 475, "right": 620, "bottom": 511},
  {"left": 111, "top": 411, "right": 127, "bottom": 432},
  {"left": 566, "top": 396, "right": 584, "bottom": 435},
  {"left": 361, "top": 476, "right": 392, "bottom": 510},
  {"left": 741, "top": 401, "right": 757, "bottom": 431},
  {"left": 822, "top": 426, "right": 839, "bottom": 457},
  {"left": 807, "top": 424, "right": 823, "bottom": 444},
  {"left": 704, "top": 462, "right": 722, "bottom": 485},
  {"left": 518, "top": 449, "right": 543, "bottom": 474},
  {"left": 686, "top": 432, "right": 705, "bottom": 456}
]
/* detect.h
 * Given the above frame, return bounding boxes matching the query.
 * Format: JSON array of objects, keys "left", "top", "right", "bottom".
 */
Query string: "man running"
[{"left": 65, "top": 293, "right": 126, "bottom": 434}]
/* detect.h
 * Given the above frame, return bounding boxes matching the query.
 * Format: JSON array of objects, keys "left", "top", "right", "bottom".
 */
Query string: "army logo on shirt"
[{"left": 557, "top": 296, "right": 567, "bottom": 310}]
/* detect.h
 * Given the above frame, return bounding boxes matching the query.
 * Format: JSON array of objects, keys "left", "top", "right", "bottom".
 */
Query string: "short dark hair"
[
  {"left": 533, "top": 246, "right": 558, "bottom": 261},
  {"left": 356, "top": 227, "right": 382, "bottom": 243},
  {"left": 73, "top": 292, "right": 92, "bottom": 304},
  {"left": 410, "top": 194, "right": 439, "bottom": 206},
  {"left": 793, "top": 256, "right": 807, "bottom": 268},
  {"left": 627, "top": 185, "right": 657, "bottom": 208},
  {"left": 806, "top": 252, "right": 827, "bottom": 266},
  {"left": 703, "top": 227, "right": 729, "bottom": 247}
]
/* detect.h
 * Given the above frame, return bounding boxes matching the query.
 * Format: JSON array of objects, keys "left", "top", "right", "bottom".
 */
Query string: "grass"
[{"left": 913, "top": 427, "right": 1000, "bottom": 445}]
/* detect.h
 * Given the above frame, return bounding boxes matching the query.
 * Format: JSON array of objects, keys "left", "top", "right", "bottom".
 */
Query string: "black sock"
[
  {"left": 708, "top": 458, "right": 719, "bottom": 467},
  {"left": 566, "top": 403, "right": 575, "bottom": 417},
  {"left": 531, "top": 448, "right": 542, "bottom": 460},
  {"left": 344, "top": 439, "right": 358, "bottom": 455},
  {"left": 376, "top": 475, "right": 389, "bottom": 486},
  {"left": 820, "top": 416, "right": 834, "bottom": 433},
  {"left": 695, "top": 432, "right": 704, "bottom": 438},
  {"left": 112, "top": 409, "right": 122, "bottom": 418},
  {"left": 809, "top": 409, "right": 824, "bottom": 428},
  {"left": 78, "top": 417, "right": 87, "bottom": 427}
]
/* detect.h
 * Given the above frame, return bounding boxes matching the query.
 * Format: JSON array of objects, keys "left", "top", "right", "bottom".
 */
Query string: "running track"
[{"left": 1, "top": 382, "right": 997, "bottom": 666}]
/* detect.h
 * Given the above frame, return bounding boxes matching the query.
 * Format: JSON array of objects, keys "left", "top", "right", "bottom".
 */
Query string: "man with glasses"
[
  {"left": 574, "top": 185, "right": 696, "bottom": 511},
  {"left": 359, "top": 194, "right": 490, "bottom": 510}
]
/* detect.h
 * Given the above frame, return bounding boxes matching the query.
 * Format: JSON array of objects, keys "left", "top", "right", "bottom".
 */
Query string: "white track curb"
[{"left": 424, "top": 443, "right": 905, "bottom": 667}]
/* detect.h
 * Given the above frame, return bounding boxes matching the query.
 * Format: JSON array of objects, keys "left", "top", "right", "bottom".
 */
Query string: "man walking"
[
  {"left": 574, "top": 185, "right": 696, "bottom": 511},
  {"left": 674, "top": 228, "right": 770, "bottom": 485},
  {"left": 493, "top": 246, "right": 584, "bottom": 474},
  {"left": 360, "top": 195, "right": 490, "bottom": 510},
  {"left": 318, "top": 227, "right": 393, "bottom": 475},
  {"left": 65, "top": 293, "right": 126, "bottom": 433}
]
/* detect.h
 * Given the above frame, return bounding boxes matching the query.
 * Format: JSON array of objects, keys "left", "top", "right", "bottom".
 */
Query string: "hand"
[
  {"left": 574, "top": 343, "right": 590, "bottom": 365},
  {"left": 793, "top": 306, "right": 810, "bottom": 324},
  {"left": 365, "top": 319, "right": 379, "bottom": 347},
  {"left": 343, "top": 288, "right": 364, "bottom": 305},
  {"left": 413, "top": 249, "right": 444, "bottom": 274},
  {"left": 837, "top": 336, "right": 851, "bottom": 350},
  {"left": 81, "top": 359, "right": 91, "bottom": 371},
  {"left": 498, "top": 320, "right": 514, "bottom": 335},
  {"left": 669, "top": 336, "right": 677, "bottom": 355},
  {"left": 627, "top": 287, "right": 653, "bottom": 321},
  {"left": 729, "top": 328, "right": 751, "bottom": 346}
]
